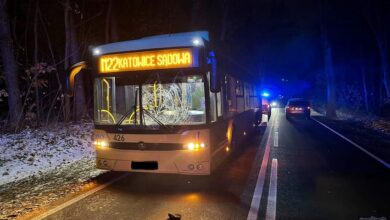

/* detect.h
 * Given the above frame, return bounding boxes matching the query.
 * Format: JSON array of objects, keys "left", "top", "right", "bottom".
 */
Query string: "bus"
[{"left": 68, "top": 31, "right": 261, "bottom": 175}]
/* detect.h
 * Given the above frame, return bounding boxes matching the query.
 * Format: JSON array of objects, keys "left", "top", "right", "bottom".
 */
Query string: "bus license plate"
[{"left": 131, "top": 161, "right": 158, "bottom": 170}]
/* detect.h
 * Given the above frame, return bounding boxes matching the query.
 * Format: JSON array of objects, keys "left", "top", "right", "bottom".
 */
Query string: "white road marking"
[
  {"left": 247, "top": 111, "right": 277, "bottom": 220},
  {"left": 266, "top": 159, "right": 278, "bottom": 220},
  {"left": 312, "top": 117, "right": 390, "bottom": 169},
  {"left": 274, "top": 132, "right": 278, "bottom": 147},
  {"left": 274, "top": 119, "right": 279, "bottom": 132},
  {"left": 32, "top": 173, "right": 130, "bottom": 220}
]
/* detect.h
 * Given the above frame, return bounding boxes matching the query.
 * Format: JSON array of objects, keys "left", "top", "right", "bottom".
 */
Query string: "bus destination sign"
[{"left": 98, "top": 48, "right": 197, "bottom": 73}]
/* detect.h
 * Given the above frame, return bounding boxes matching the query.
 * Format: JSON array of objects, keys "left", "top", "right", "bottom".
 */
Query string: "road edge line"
[
  {"left": 265, "top": 158, "right": 278, "bottom": 220},
  {"left": 32, "top": 173, "right": 130, "bottom": 220},
  {"left": 312, "top": 117, "right": 390, "bottom": 169}
]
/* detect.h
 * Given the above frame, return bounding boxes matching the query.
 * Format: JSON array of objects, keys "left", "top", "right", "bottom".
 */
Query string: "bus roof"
[{"left": 93, "top": 31, "right": 209, "bottom": 55}]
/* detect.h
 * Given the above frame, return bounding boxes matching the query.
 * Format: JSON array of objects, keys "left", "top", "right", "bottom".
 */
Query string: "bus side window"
[
  {"left": 209, "top": 92, "right": 217, "bottom": 122},
  {"left": 236, "top": 80, "right": 244, "bottom": 113},
  {"left": 227, "top": 76, "right": 234, "bottom": 115},
  {"left": 216, "top": 91, "right": 222, "bottom": 117},
  {"left": 208, "top": 72, "right": 217, "bottom": 122},
  {"left": 246, "top": 84, "right": 253, "bottom": 109}
]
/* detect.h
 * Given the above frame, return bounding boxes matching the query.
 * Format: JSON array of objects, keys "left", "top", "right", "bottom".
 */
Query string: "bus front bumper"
[{"left": 96, "top": 148, "right": 211, "bottom": 175}]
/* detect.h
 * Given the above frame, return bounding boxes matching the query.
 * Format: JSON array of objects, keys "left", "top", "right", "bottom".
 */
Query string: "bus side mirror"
[
  {"left": 67, "top": 61, "right": 87, "bottom": 97},
  {"left": 208, "top": 51, "right": 220, "bottom": 93}
]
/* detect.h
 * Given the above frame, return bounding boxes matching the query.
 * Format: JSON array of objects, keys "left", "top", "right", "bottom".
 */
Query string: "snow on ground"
[
  {"left": 0, "top": 121, "right": 96, "bottom": 185},
  {"left": 313, "top": 108, "right": 390, "bottom": 136},
  {"left": 0, "top": 121, "right": 107, "bottom": 219},
  {"left": 335, "top": 111, "right": 390, "bottom": 135}
]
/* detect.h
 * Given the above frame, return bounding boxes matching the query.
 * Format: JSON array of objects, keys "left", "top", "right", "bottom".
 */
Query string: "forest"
[{"left": 0, "top": 0, "right": 389, "bottom": 132}]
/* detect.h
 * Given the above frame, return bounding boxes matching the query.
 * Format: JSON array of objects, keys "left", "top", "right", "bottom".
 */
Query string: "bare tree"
[
  {"left": 64, "top": 0, "right": 86, "bottom": 121},
  {"left": 0, "top": 0, "right": 23, "bottom": 131},
  {"left": 361, "top": 67, "right": 370, "bottom": 113},
  {"left": 219, "top": 0, "right": 231, "bottom": 42},
  {"left": 363, "top": 0, "right": 390, "bottom": 103},
  {"left": 319, "top": 0, "right": 337, "bottom": 118},
  {"left": 105, "top": 0, "right": 118, "bottom": 43},
  {"left": 191, "top": 0, "right": 209, "bottom": 30},
  {"left": 33, "top": 0, "right": 41, "bottom": 125}
]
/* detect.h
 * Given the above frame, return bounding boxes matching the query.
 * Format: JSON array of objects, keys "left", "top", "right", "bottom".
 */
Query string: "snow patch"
[{"left": 0, "top": 122, "right": 96, "bottom": 186}]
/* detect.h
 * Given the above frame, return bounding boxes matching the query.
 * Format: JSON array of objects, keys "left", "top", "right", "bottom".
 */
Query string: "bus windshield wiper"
[
  {"left": 142, "top": 108, "right": 170, "bottom": 129},
  {"left": 116, "top": 90, "right": 138, "bottom": 127},
  {"left": 115, "top": 105, "right": 136, "bottom": 127}
]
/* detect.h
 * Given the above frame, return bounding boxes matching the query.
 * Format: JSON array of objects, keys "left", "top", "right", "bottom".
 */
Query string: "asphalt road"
[
  {"left": 274, "top": 109, "right": 390, "bottom": 219},
  {"left": 41, "top": 109, "right": 390, "bottom": 220}
]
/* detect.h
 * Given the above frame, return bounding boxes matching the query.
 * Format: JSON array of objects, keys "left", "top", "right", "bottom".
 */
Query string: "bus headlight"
[
  {"left": 94, "top": 140, "right": 109, "bottom": 149},
  {"left": 186, "top": 142, "right": 206, "bottom": 151}
]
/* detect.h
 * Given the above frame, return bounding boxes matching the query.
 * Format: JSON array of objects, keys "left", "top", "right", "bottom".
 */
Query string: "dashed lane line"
[
  {"left": 274, "top": 132, "right": 278, "bottom": 147},
  {"left": 265, "top": 158, "right": 278, "bottom": 220},
  {"left": 312, "top": 117, "right": 390, "bottom": 169}
]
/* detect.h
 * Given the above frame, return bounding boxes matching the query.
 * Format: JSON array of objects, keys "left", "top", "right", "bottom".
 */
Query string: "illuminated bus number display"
[{"left": 99, "top": 48, "right": 196, "bottom": 73}]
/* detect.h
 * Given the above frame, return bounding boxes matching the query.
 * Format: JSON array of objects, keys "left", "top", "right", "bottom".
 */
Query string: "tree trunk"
[
  {"left": 319, "top": 1, "right": 337, "bottom": 118},
  {"left": 64, "top": 0, "right": 86, "bottom": 121},
  {"left": 361, "top": 67, "right": 370, "bottom": 113},
  {"left": 363, "top": 1, "right": 390, "bottom": 103},
  {"left": 0, "top": 0, "right": 23, "bottom": 131},
  {"left": 105, "top": 0, "right": 118, "bottom": 43},
  {"left": 69, "top": 6, "right": 86, "bottom": 121},
  {"left": 377, "top": 40, "right": 390, "bottom": 101},
  {"left": 34, "top": 0, "right": 41, "bottom": 125},
  {"left": 191, "top": 0, "right": 202, "bottom": 29},
  {"left": 110, "top": 10, "right": 118, "bottom": 42},
  {"left": 220, "top": 0, "right": 230, "bottom": 42},
  {"left": 105, "top": 0, "right": 112, "bottom": 43},
  {"left": 64, "top": 0, "right": 71, "bottom": 121},
  {"left": 323, "top": 37, "right": 337, "bottom": 118}
]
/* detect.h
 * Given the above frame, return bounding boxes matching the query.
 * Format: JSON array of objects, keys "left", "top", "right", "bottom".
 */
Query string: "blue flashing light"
[{"left": 262, "top": 92, "right": 270, "bottom": 97}]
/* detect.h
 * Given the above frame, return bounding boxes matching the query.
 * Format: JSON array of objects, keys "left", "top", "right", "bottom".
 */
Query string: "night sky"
[{"left": 1, "top": 0, "right": 390, "bottom": 121}]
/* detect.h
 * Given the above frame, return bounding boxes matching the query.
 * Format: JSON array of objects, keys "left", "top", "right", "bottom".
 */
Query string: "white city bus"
[{"left": 68, "top": 31, "right": 261, "bottom": 175}]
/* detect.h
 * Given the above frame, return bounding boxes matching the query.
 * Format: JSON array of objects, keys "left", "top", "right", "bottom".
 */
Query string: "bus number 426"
[{"left": 113, "top": 134, "right": 125, "bottom": 142}]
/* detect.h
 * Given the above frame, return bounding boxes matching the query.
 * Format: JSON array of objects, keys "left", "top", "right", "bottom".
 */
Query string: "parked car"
[{"left": 285, "top": 98, "right": 310, "bottom": 119}]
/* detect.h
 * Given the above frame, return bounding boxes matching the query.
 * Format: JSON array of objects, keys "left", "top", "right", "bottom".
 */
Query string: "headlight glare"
[
  {"left": 94, "top": 140, "right": 108, "bottom": 149},
  {"left": 186, "top": 142, "right": 205, "bottom": 151}
]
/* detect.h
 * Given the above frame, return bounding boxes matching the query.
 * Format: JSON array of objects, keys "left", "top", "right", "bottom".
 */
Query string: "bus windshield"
[{"left": 94, "top": 73, "right": 206, "bottom": 127}]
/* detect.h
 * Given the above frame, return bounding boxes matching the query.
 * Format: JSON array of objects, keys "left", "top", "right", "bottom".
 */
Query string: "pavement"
[{"left": 37, "top": 108, "right": 390, "bottom": 220}]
